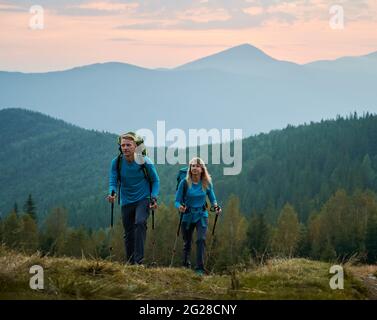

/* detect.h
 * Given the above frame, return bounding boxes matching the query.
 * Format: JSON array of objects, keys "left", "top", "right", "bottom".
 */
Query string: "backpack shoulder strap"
[
  {"left": 182, "top": 179, "right": 188, "bottom": 205},
  {"left": 116, "top": 153, "right": 122, "bottom": 181},
  {"left": 140, "top": 161, "right": 152, "bottom": 194}
]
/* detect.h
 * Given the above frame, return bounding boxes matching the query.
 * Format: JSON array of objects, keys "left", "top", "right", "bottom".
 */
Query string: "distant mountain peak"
[
  {"left": 218, "top": 43, "right": 273, "bottom": 59},
  {"left": 62, "top": 61, "right": 150, "bottom": 74},
  {"left": 365, "top": 51, "right": 377, "bottom": 59},
  {"left": 176, "top": 43, "right": 276, "bottom": 71}
]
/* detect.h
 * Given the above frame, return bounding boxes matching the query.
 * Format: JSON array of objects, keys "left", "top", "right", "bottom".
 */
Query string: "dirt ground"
[{"left": 348, "top": 264, "right": 377, "bottom": 300}]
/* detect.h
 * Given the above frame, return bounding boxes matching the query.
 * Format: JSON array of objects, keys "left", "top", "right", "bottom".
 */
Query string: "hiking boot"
[{"left": 195, "top": 268, "right": 205, "bottom": 276}]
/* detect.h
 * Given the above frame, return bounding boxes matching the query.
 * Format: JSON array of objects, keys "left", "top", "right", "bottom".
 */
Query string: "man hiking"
[{"left": 107, "top": 132, "right": 160, "bottom": 265}]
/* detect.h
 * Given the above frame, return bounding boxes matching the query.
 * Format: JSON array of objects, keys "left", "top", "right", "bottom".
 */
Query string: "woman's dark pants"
[{"left": 181, "top": 218, "right": 208, "bottom": 271}]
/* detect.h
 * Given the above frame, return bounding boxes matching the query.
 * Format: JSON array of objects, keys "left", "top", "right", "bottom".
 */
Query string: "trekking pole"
[
  {"left": 150, "top": 198, "right": 157, "bottom": 267},
  {"left": 212, "top": 211, "right": 219, "bottom": 236},
  {"left": 152, "top": 208, "right": 155, "bottom": 229},
  {"left": 170, "top": 205, "right": 185, "bottom": 267},
  {"left": 109, "top": 190, "right": 115, "bottom": 260},
  {"left": 206, "top": 205, "right": 221, "bottom": 271}
]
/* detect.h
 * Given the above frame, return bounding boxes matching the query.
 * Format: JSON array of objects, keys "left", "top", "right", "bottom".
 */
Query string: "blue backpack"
[
  {"left": 176, "top": 167, "right": 188, "bottom": 190},
  {"left": 176, "top": 167, "right": 188, "bottom": 204}
]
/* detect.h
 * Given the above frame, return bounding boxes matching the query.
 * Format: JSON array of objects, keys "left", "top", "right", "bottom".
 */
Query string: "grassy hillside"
[{"left": 0, "top": 245, "right": 372, "bottom": 300}]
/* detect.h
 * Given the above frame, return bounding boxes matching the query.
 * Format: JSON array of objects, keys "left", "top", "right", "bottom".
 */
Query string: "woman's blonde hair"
[{"left": 186, "top": 157, "right": 212, "bottom": 191}]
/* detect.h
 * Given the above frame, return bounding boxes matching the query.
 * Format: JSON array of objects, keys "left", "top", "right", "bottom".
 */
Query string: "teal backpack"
[{"left": 176, "top": 167, "right": 188, "bottom": 204}]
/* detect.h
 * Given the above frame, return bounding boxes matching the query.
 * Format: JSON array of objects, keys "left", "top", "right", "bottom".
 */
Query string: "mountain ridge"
[
  {"left": 1, "top": 43, "right": 376, "bottom": 137},
  {"left": 1, "top": 44, "right": 376, "bottom": 73}
]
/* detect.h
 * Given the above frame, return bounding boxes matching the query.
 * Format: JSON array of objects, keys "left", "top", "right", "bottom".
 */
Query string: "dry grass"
[{"left": 0, "top": 246, "right": 372, "bottom": 300}]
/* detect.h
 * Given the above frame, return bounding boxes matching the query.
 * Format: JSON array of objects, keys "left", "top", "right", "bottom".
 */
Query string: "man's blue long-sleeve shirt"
[{"left": 109, "top": 155, "right": 160, "bottom": 205}]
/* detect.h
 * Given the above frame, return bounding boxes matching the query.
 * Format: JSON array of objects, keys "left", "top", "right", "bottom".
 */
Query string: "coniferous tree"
[
  {"left": 63, "top": 226, "right": 90, "bottom": 258},
  {"left": 91, "top": 228, "right": 108, "bottom": 259},
  {"left": 23, "top": 194, "right": 37, "bottom": 222},
  {"left": 247, "top": 213, "right": 270, "bottom": 262},
  {"left": 361, "top": 154, "right": 376, "bottom": 189},
  {"left": 296, "top": 224, "right": 310, "bottom": 258},
  {"left": 272, "top": 203, "right": 300, "bottom": 258},
  {"left": 320, "top": 240, "right": 337, "bottom": 262},
  {"left": 319, "top": 189, "right": 372, "bottom": 260},
  {"left": 365, "top": 213, "right": 377, "bottom": 264},
  {"left": 3, "top": 211, "right": 22, "bottom": 249},
  {"left": 40, "top": 207, "right": 68, "bottom": 255},
  {"left": 0, "top": 214, "right": 3, "bottom": 243},
  {"left": 13, "top": 202, "right": 18, "bottom": 214},
  {"left": 212, "top": 195, "right": 248, "bottom": 271},
  {"left": 307, "top": 212, "right": 324, "bottom": 259},
  {"left": 20, "top": 214, "right": 39, "bottom": 253}
]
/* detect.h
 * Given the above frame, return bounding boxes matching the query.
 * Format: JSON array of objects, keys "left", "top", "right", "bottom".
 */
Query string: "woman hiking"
[{"left": 175, "top": 157, "right": 221, "bottom": 275}]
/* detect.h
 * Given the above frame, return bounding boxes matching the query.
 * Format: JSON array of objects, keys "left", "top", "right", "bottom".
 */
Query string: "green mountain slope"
[
  {"left": 0, "top": 108, "right": 116, "bottom": 227},
  {"left": 1, "top": 108, "right": 377, "bottom": 227}
]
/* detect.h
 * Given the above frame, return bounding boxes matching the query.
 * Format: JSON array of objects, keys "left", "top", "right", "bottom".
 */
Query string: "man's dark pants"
[{"left": 121, "top": 198, "right": 150, "bottom": 264}]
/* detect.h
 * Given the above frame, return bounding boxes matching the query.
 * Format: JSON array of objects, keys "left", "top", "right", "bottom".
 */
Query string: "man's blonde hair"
[
  {"left": 118, "top": 132, "right": 147, "bottom": 156},
  {"left": 119, "top": 132, "right": 138, "bottom": 144}
]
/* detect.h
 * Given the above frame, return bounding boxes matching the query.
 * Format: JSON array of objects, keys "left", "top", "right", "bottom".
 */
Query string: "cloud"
[
  {"left": 0, "top": 3, "right": 27, "bottom": 12},
  {"left": 110, "top": 41, "right": 230, "bottom": 48},
  {"left": 176, "top": 7, "right": 231, "bottom": 23},
  {"left": 117, "top": 7, "right": 296, "bottom": 30},
  {"left": 241, "top": 0, "right": 377, "bottom": 25},
  {"left": 116, "top": 0, "right": 355, "bottom": 30},
  {"left": 75, "top": 1, "right": 138, "bottom": 11},
  {"left": 107, "top": 37, "right": 136, "bottom": 41},
  {"left": 243, "top": 7, "right": 264, "bottom": 16},
  {"left": 1, "top": 0, "right": 375, "bottom": 24},
  {"left": 0, "top": 0, "right": 138, "bottom": 16},
  {"left": 65, "top": 1, "right": 138, "bottom": 15}
]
